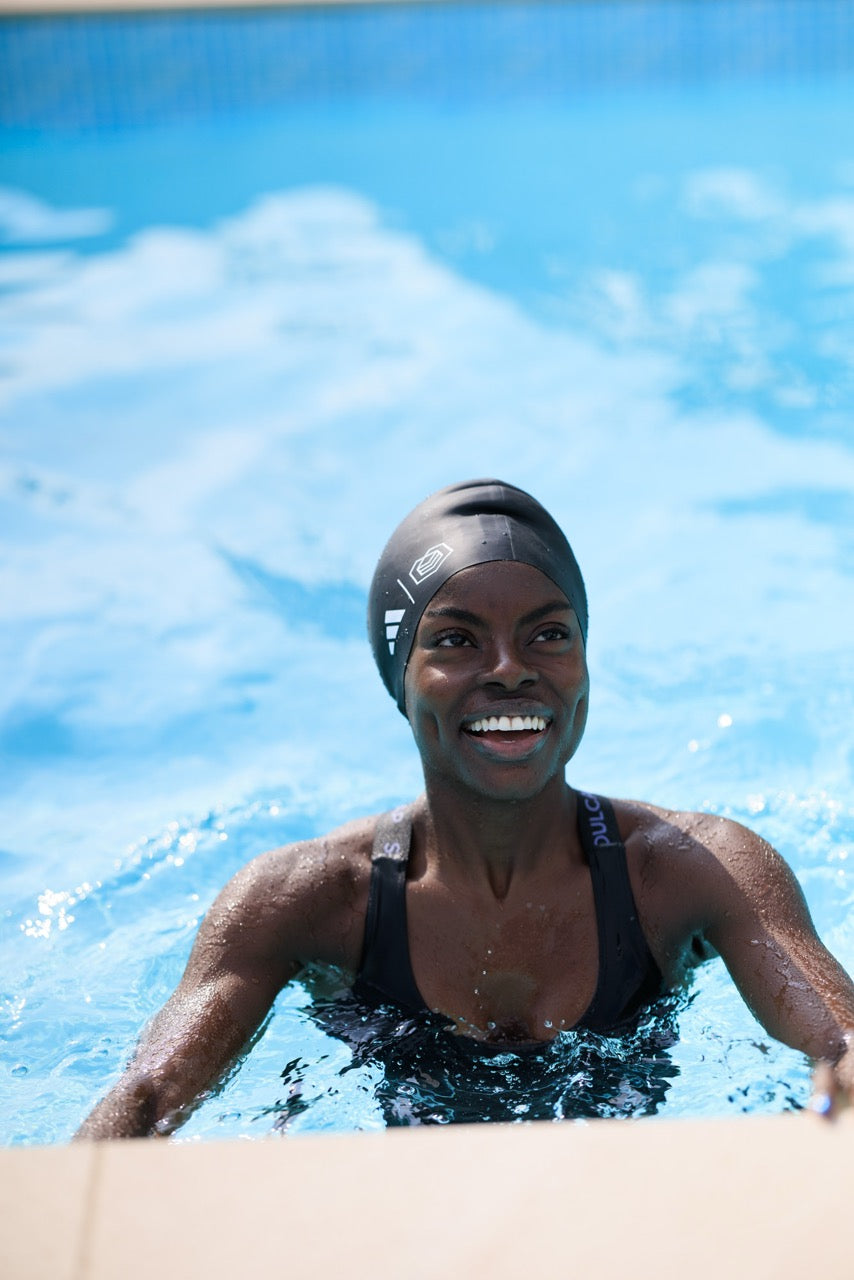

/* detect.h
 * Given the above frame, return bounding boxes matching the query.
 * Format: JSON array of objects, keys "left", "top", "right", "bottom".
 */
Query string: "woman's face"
[{"left": 403, "top": 560, "right": 589, "bottom": 802}]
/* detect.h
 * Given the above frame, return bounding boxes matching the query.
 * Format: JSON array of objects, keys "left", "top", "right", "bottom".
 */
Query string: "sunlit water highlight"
[{"left": 1, "top": 2, "right": 853, "bottom": 1142}]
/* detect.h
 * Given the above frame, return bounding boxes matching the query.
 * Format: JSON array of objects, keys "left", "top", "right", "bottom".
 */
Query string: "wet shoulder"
[
  {"left": 611, "top": 799, "right": 773, "bottom": 872},
  {"left": 214, "top": 813, "right": 383, "bottom": 970},
  {"left": 607, "top": 797, "right": 784, "bottom": 930}
]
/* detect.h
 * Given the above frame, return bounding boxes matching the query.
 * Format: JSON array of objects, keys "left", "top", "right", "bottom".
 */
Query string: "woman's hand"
[{"left": 810, "top": 1043, "right": 854, "bottom": 1119}]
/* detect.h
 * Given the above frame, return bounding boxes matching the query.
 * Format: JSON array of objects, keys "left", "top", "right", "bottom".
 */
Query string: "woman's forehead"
[{"left": 423, "top": 561, "right": 572, "bottom": 614}]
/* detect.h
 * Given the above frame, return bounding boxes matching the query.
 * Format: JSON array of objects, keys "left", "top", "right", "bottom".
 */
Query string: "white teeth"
[{"left": 467, "top": 715, "right": 548, "bottom": 734}]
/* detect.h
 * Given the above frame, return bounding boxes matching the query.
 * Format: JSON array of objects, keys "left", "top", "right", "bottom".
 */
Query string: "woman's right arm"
[{"left": 74, "top": 831, "right": 368, "bottom": 1140}]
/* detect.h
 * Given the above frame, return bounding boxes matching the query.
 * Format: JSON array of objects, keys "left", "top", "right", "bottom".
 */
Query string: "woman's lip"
[{"left": 461, "top": 721, "right": 552, "bottom": 760}]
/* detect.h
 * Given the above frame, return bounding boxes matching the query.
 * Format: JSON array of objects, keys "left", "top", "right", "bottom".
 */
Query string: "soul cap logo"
[{"left": 409, "top": 542, "right": 453, "bottom": 585}]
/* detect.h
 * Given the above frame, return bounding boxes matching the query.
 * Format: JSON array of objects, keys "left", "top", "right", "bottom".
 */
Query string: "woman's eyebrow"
[
  {"left": 423, "top": 606, "right": 483, "bottom": 626},
  {"left": 520, "top": 601, "right": 573, "bottom": 625}
]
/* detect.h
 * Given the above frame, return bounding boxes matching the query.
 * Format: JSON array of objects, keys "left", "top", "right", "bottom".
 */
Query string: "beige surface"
[
  {"left": 0, "top": 1142, "right": 96, "bottom": 1280},
  {"left": 3, "top": 1113, "right": 853, "bottom": 1280}
]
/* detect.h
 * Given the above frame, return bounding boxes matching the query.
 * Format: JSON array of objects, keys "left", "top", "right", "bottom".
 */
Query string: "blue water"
[{"left": 1, "top": 1, "right": 853, "bottom": 1143}]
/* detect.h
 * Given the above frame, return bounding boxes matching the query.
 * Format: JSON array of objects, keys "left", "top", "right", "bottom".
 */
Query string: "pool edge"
[{"left": 3, "top": 1112, "right": 853, "bottom": 1279}]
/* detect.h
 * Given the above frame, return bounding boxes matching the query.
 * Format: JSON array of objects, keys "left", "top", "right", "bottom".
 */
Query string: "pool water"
[{"left": 1, "top": 1, "right": 853, "bottom": 1143}]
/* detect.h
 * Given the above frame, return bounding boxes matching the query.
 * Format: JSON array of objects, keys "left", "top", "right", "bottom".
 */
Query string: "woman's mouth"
[
  {"left": 460, "top": 713, "right": 553, "bottom": 759},
  {"left": 465, "top": 714, "right": 549, "bottom": 734}
]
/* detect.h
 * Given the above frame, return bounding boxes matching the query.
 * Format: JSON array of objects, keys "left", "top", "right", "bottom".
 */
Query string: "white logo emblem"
[
  {"left": 409, "top": 542, "right": 453, "bottom": 585},
  {"left": 384, "top": 609, "right": 406, "bottom": 655}
]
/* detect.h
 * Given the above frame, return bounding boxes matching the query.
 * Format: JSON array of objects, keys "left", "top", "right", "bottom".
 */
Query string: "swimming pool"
[{"left": 1, "top": 0, "right": 853, "bottom": 1143}]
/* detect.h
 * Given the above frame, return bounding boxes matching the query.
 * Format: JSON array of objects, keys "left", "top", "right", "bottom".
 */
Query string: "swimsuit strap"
[
  {"left": 574, "top": 792, "right": 662, "bottom": 1031},
  {"left": 352, "top": 805, "right": 426, "bottom": 1015}
]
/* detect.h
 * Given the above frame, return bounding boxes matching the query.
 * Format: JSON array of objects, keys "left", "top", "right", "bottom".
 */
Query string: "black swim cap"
[{"left": 368, "top": 478, "right": 588, "bottom": 715}]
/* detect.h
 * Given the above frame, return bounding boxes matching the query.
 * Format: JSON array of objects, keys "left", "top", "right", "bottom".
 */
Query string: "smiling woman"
[{"left": 74, "top": 479, "right": 854, "bottom": 1138}]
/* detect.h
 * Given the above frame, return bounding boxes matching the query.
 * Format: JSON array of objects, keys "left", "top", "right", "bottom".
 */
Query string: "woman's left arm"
[{"left": 698, "top": 819, "right": 854, "bottom": 1115}]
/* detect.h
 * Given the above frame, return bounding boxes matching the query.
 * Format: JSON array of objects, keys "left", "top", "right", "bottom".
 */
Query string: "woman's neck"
[{"left": 415, "top": 778, "right": 581, "bottom": 900}]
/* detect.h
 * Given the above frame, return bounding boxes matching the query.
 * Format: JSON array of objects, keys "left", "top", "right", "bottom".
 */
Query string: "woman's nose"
[{"left": 479, "top": 641, "right": 537, "bottom": 690}]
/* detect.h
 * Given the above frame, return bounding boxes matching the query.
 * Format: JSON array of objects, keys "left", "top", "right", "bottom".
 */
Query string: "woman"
[{"left": 77, "top": 479, "right": 854, "bottom": 1137}]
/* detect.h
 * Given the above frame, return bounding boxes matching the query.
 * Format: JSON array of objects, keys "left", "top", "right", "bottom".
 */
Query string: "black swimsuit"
[{"left": 353, "top": 792, "right": 663, "bottom": 1035}]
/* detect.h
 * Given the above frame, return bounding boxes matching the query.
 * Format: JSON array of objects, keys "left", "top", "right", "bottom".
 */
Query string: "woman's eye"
[
  {"left": 533, "top": 625, "right": 570, "bottom": 643},
  {"left": 435, "top": 631, "right": 474, "bottom": 648}
]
